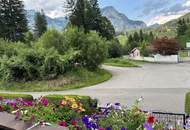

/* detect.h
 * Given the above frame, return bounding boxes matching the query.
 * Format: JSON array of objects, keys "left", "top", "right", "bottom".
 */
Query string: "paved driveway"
[{"left": 1, "top": 63, "right": 190, "bottom": 113}]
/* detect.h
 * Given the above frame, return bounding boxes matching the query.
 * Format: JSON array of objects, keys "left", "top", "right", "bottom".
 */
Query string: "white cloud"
[
  {"left": 147, "top": 0, "right": 190, "bottom": 26},
  {"left": 147, "top": 14, "right": 182, "bottom": 26},
  {"left": 23, "top": 0, "right": 67, "bottom": 18},
  {"left": 185, "top": 0, "right": 190, "bottom": 6}
]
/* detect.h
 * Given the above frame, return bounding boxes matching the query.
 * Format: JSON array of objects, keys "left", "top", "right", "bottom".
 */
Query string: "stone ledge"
[{"left": 0, "top": 112, "right": 68, "bottom": 130}]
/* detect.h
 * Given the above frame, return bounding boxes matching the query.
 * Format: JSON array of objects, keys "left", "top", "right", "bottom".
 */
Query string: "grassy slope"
[
  {"left": 117, "top": 35, "right": 128, "bottom": 45},
  {"left": 104, "top": 58, "right": 142, "bottom": 67},
  {"left": 0, "top": 68, "right": 112, "bottom": 92},
  {"left": 127, "top": 12, "right": 190, "bottom": 38}
]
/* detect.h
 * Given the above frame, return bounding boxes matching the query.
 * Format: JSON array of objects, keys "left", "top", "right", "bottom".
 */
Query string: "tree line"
[
  {"left": 0, "top": 0, "right": 115, "bottom": 42},
  {"left": 177, "top": 18, "right": 190, "bottom": 48}
]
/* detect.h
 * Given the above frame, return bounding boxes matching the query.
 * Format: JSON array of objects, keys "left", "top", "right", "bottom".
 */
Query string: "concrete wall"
[
  {"left": 128, "top": 54, "right": 179, "bottom": 63},
  {"left": 154, "top": 54, "right": 178, "bottom": 63}
]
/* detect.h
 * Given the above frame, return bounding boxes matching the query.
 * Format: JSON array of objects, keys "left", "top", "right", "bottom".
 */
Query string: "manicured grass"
[
  {"left": 104, "top": 58, "right": 140, "bottom": 67},
  {"left": 0, "top": 68, "right": 112, "bottom": 92},
  {"left": 0, "top": 93, "right": 33, "bottom": 100},
  {"left": 117, "top": 35, "right": 128, "bottom": 45},
  {"left": 185, "top": 92, "right": 190, "bottom": 115},
  {"left": 179, "top": 51, "right": 188, "bottom": 58}
]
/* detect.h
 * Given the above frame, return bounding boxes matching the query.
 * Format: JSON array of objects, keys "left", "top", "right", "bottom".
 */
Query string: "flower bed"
[{"left": 0, "top": 95, "right": 188, "bottom": 130}]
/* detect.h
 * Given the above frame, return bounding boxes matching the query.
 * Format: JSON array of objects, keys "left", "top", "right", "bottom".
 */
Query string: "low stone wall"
[
  {"left": 129, "top": 55, "right": 179, "bottom": 63},
  {"left": 0, "top": 112, "right": 68, "bottom": 130},
  {"left": 154, "top": 54, "right": 178, "bottom": 63}
]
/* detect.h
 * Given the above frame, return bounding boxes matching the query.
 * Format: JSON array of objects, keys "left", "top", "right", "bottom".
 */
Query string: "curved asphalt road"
[{"left": 1, "top": 62, "right": 190, "bottom": 113}]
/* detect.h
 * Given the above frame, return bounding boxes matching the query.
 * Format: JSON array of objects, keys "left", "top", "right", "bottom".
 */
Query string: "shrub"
[
  {"left": 140, "top": 42, "right": 149, "bottom": 57},
  {"left": 0, "top": 93, "right": 33, "bottom": 101},
  {"left": 38, "top": 29, "right": 69, "bottom": 54},
  {"left": 185, "top": 92, "right": 190, "bottom": 115},
  {"left": 44, "top": 94, "right": 98, "bottom": 114},
  {"left": 152, "top": 37, "right": 180, "bottom": 55},
  {"left": 108, "top": 39, "right": 123, "bottom": 58},
  {"left": 0, "top": 39, "right": 79, "bottom": 81},
  {"left": 63, "top": 27, "right": 108, "bottom": 70}
]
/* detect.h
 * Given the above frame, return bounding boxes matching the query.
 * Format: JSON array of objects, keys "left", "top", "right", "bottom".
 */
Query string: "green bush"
[
  {"left": 0, "top": 93, "right": 33, "bottom": 100},
  {"left": 63, "top": 27, "right": 108, "bottom": 70},
  {"left": 44, "top": 94, "right": 98, "bottom": 114},
  {"left": 38, "top": 29, "right": 69, "bottom": 54},
  {"left": 0, "top": 40, "right": 79, "bottom": 81},
  {"left": 108, "top": 39, "right": 123, "bottom": 58},
  {"left": 0, "top": 27, "right": 107, "bottom": 81},
  {"left": 185, "top": 92, "right": 190, "bottom": 115}
]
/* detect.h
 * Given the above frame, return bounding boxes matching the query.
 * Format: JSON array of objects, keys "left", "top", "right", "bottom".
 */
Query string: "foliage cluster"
[{"left": 0, "top": 27, "right": 107, "bottom": 82}]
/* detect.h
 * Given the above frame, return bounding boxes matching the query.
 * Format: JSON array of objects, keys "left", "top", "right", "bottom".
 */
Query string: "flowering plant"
[{"left": 0, "top": 96, "right": 187, "bottom": 130}]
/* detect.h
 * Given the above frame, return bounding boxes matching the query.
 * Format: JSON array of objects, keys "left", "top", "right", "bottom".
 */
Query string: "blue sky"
[{"left": 24, "top": 0, "right": 190, "bottom": 25}]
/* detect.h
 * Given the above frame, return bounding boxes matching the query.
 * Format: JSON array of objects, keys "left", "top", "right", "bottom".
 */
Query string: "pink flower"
[
  {"left": 23, "top": 101, "right": 33, "bottom": 107},
  {"left": 58, "top": 121, "right": 67, "bottom": 127},
  {"left": 40, "top": 98, "right": 49, "bottom": 107},
  {"left": 10, "top": 102, "right": 17, "bottom": 109},
  {"left": 15, "top": 111, "right": 22, "bottom": 120},
  {"left": 99, "top": 128, "right": 104, "bottom": 130}
]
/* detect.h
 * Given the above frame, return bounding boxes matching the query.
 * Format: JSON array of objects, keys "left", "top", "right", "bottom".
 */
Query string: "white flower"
[{"left": 138, "top": 96, "right": 144, "bottom": 102}]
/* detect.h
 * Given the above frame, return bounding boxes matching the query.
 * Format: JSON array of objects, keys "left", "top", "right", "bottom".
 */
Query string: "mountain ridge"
[{"left": 101, "top": 6, "right": 147, "bottom": 32}]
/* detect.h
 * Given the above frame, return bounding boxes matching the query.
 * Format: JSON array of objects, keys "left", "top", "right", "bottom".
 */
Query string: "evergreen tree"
[
  {"left": 133, "top": 32, "right": 140, "bottom": 42},
  {"left": 149, "top": 31, "right": 154, "bottom": 42},
  {"left": 128, "top": 35, "right": 133, "bottom": 43},
  {"left": 68, "top": 0, "right": 115, "bottom": 39},
  {"left": 139, "top": 29, "right": 144, "bottom": 42},
  {"left": 187, "top": 18, "right": 190, "bottom": 23},
  {"left": 34, "top": 10, "right": 47, "bottom": 37},
  {"left": 177, "top": 19, "right": 188, "bottom": 36},
  {"left": 69, "top": 0, "right": 87, "bottom": 32},
  {"left": 0, "top": 0, "right": 28, "bottom": 41},
  {"left": 98, "top": 16, "right": 115, "bottom": 40}
]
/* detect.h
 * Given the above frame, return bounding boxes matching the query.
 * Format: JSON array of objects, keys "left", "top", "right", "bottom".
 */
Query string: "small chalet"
[{"left": 130, "top": 48, "right": 141, "bottom": 58}]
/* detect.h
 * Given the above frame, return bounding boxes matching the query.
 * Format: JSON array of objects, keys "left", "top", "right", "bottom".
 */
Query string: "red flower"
[
  {"left": 58, "top": 121, "right": 67, "bottom": 127},
  {"left": 147, "top": 115, "right": 155, "bottom": 124},
  {"left": 0, "top": 106, "right": 3, "bottom": 111},
  {"left": 71, "top": 119, "right": 78, "bottom": 126}
]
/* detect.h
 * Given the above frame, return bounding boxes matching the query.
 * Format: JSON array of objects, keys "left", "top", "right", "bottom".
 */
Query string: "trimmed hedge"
[
  {"left": 0, "top": 93, "right": 33, "bottom": 101},
  {"left": 185, "top": 92, "right": 190, "bottom": 115},
  {"left": 44, "top": 94, "right": 98, "bottom": 114}
]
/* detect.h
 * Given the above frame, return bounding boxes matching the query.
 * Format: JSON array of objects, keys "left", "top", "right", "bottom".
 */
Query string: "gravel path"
[{"left": 1, "top": 62, "right": 190, "bottom": 113}]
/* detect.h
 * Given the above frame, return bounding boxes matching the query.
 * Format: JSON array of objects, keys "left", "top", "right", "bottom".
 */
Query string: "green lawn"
[
  {"left": 179, "top": 51, "right": 188, "bottom": 58},
  {"left": 0, "top": 68, "right": 112, "bottom": 92},
  {"left": 104, "top": 58, "right": 140, "bottom": 67},
  {"left": 117, "top": 35, "right": 128, "bottom": 45}
]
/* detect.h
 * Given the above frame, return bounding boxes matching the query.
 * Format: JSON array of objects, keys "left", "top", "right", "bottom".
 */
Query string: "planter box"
[{"left": 0, "top": 112, "right": 68, "bottom": 130}]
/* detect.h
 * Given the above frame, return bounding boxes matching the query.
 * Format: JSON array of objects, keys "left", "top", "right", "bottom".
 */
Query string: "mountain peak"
[{"left": 101, "top": 6, "right": 146, "bottom": 32}]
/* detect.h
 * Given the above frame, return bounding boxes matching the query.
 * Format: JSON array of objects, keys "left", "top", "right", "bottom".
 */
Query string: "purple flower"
[
  {"left": 40, "top": 98, "right": 49, "bottom": 107},
  {"left": 144, "top": 123, "right": 152, "bottom": 130},
  {"left": 106, "top": 127, "right": 112, "bottom": 130},
  {"left": 16, "top": 98, "right": 23, "bottom": 102},
  {"left": 121, "top": 128, "right": 126, "bottom": 130},
  {"left": 115, "top": 103, "right": 121, "bottom": 106},
  {"left": 5, "top": 99, "right": 12, "bottom": 104},
  {"left": 82, "top": 117, "right": 89, "bottom": 124}
]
